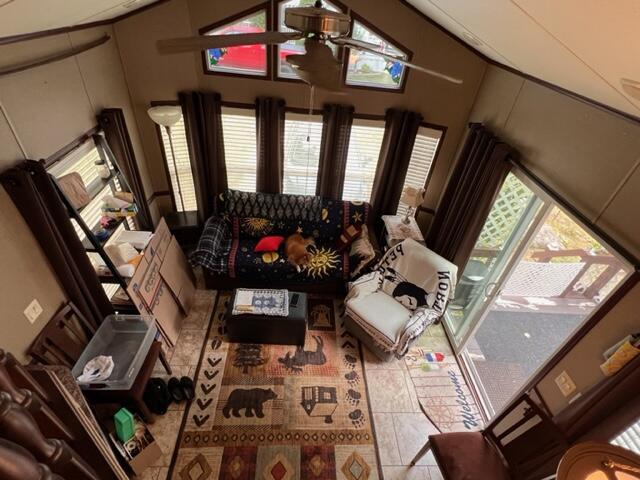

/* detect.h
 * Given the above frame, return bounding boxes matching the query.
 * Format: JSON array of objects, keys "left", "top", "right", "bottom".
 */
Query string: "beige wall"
[
  {"left": 113, "top": 0, "right": 487, "bottom": 218},
  {"left": 469, "top": 65, "right": 640, "bottom": 414},
  {"left": 0, "top": 24, "right": 152, "bottom": 360}
]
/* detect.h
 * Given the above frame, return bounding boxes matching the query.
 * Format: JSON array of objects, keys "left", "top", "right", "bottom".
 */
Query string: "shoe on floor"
[
  {"left": 180, "top": 376, "right": 195, "bottom": 401},
  {"left": 168, "top": 377, "right": 185, "bottom": 403}
]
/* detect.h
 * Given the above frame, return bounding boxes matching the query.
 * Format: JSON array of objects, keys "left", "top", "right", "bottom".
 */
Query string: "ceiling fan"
[{"left": 156, "top": 1, "right": 463, "bottom": 91}]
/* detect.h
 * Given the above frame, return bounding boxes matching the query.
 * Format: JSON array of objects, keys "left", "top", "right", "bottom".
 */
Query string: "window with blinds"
[
  {"left": 397, "top": 126, "right": 442, "bottom": 215},
  {"left": 222, "top": 106, "right": 257, "bottom": 192},
  {"left": 48, "top": 140, "right": 120, "bottom": 242},
  {"left": 283, "top": 112, "right": 323, "bottom": 195},
  {"left": 342, "top": 118, "right": 385, "bottom": 202},
  {"left": 159, "top": 116, "right": 198, "bottom": 212}
]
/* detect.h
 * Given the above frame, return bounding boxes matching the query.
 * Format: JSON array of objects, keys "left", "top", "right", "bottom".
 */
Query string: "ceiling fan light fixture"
[{"left": 620, "top": 78, "right": 640, "bottom": 101}]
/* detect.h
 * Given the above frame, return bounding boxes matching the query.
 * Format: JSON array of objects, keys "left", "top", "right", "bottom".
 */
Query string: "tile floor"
[{"left": 139, "top": 289, "right": 445, "bottom": 480}]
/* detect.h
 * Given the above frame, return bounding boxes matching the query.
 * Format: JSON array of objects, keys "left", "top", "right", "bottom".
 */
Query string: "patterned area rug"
[
  {"left": 404, "top": 324, "right": 484, "bottom": 433},
  {"left": 168, "top": 292, "right": 380, "bottom": 479}
]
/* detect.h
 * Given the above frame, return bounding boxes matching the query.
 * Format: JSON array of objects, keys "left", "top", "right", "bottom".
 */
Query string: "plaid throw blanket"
[{"left": 190, "top": 217, "right": 231, "bottom": 274}]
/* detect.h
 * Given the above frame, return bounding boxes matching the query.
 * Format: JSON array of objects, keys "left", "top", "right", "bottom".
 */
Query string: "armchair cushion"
[
  {"left": 347, "top": 291, "right": 412, "bottom": 346},
  {"left": 345, "top": 239, "right": 458, "bottom": 358}
]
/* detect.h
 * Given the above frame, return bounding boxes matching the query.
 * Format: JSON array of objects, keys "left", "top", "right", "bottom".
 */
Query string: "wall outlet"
[
  {"left": 555, "top": 370, "right": 577, "bottom": 397},
  {"left": 24, "top": 299, "right": 43, "bottom": 324}
]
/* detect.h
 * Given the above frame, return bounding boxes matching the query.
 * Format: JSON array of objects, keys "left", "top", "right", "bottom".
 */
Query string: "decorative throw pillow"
[
  {"left": 349, "top": 225, "right": 376, "bottom": 278},
  {"left": 254, "top": 235, "right": 284, "bottom": 253},
  {"left": 336, "top": 224, "right": 362, "bottom": 252}
]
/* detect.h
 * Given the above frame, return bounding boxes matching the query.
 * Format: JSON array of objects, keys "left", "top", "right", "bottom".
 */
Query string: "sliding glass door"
[{"left": 445, "top": 169, "right": 633, "bottom": 418}]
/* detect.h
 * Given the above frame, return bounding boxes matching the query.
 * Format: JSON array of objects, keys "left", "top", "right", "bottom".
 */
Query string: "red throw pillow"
[
  {"left": 336, "top": 224, "right": 363, "bottom": 252},
  {"left": 254, "top": 235, "right": 284, "bottom": 253}
]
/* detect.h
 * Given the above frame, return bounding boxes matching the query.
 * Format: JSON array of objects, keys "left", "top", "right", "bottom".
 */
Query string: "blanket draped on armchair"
[{"left": 347, "top": 239, "right": 457, "bottom": 356}]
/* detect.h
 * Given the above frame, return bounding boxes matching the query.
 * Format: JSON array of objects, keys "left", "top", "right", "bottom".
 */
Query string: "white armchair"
[{"left": 344, "top": 239, "right": 457, "bottom": 360}]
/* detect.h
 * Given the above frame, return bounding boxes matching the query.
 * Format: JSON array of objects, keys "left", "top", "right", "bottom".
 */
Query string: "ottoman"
[{"left": 226, "top": 290, "right": 307, "bottom": 345}]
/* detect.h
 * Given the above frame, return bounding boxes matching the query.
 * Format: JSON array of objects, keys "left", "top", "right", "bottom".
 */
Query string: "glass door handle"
[{"left": 484, "top": 282, "right": 498, "bottom": 298}]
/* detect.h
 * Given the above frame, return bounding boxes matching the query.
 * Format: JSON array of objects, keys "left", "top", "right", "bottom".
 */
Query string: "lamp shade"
[
  {"left": 556, "top": 441, "right": 640, "bottom": 480},
  {"left": 400, "top": 186, "right": 425, "bottom": 208},
  {"left": 147, "top": 105, "right": 182, "bottom": 127}
]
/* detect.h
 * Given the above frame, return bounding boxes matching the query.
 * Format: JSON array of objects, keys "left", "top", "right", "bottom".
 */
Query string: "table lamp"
[
  {"left": 556, "top": 441, "right": 640, "bottom": 480},
  {"left": 400, "top": 186, "right": 425, "bottom": 224}
]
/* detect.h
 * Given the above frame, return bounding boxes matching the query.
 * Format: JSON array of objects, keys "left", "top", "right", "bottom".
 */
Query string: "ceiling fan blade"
[
  {"left": 344, "top": 43, "right": 463, "bottom": 85},
  {"left": 157, "top": 32, "right": 302, "bottom": 54},
  {"left": 328, "top": 37, "right": 380, "bottom": 50}
]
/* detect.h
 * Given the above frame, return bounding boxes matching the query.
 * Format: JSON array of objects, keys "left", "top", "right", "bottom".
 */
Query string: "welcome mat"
[
  {"left": 404, "top": 324, "right": 484, "bottom": 433},
  {"left": 168, "top": 292, "right": 380, "bottom": 479}
]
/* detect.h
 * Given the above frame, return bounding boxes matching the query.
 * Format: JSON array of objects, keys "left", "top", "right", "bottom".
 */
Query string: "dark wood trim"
[
  {"left": 220, "top": 101, "right": 256, "bottom": 110},
  {"left": 285, "top": 106, "right": 324, "bottom": 116},
  {"left": 421, "top": 120, "right": 447, "bottom": 198},
  {"left": 509, "top": 157, "right": 640, "bottom": 268},
  {"left": 0, "top": 34, "right": 111, "bottom": 77},
  {"left": 416, "top": 205, "right": 435, "bottom": 215},
  {"left": 147, "top": 190, "right": 171, "bottom": 204},
  {"left": 352, "top": 112, "right": 385, "bottom": 121},
  {"left": 198, "top": 2, "right": 272, "bottom": 81},
  {"left": 340, "top": 10, "right": 412, "bottom": 95},
  {"left": 532, "top": 385, "right": 553, "bottom": 418},
  {"left": 495, "top": 63, "right": 640, "bottom": 125},
  {"left": 395, "top": 0, "right": 493, "bottom": 63},
  {"left": 395, "top": 0, "right": 640, "bottom": 126},
  {"left": 150, "top": 99, "right": 180, "bottom": 106},
  {"left": 271, "top": 0, "right": 348, "bottom": 84},
  {"left": 518, "top": 270, "right": 640, "bottom": 403},
  {"left": 0, "top": 0, "right": 169, "bottom": 46},
  {"left": 43, "top": 126, "right": 101, "bottom": 168}
]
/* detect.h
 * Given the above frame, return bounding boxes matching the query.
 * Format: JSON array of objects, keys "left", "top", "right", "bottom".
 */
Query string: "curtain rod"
[
  {"left": 0, "top": 34, "right": 110, "bottom": 77},
  {"left": 508, "top": 156, "right": 639, "bottom": 270}
]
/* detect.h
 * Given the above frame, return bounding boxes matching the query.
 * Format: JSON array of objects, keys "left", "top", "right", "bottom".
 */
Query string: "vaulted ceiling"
[
  {"left": 2, "top": 0, "right": 639, "bottom": 120},
  {"left": 0, "top": 0, "right": 160, "bottom": 37},
  {"left": 406, "top": 0, "right": 640, "bottom": 118}
]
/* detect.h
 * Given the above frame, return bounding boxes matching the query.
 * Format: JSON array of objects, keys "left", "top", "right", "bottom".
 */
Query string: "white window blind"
[
  {"left": 612, "top": 419, "right": 640, "bottom": 454},
  {"left": 397, "top": 127, "right": 441, "bottom": 215},
  {"left": 283, "top": 112, "right": 323, "bottom": 195},
  {"left": 159, "top": 116, "right": 198, "bottom": 212},
  {"left": 222, "top": 107, "right": 257, "bottom": 192},
  {"left": 342, "top": 118, "right": 385, "bottom": 202},
  {"left": 48, "top": 141, "right": 115, "bottom": 241}
]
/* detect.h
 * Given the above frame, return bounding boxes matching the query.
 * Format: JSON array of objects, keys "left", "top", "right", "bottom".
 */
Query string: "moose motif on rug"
[{"left": 278, "top": 336, "right": 326, "bottom": 373}]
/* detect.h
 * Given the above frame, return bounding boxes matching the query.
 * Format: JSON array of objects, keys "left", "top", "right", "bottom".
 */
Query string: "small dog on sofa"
[{"left": 285, "top": 233, "right": 315, "bottom": 272}]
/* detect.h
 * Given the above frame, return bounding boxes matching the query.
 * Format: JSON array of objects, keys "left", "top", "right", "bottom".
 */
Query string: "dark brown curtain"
[
  {"left": 426, "top": 123, "right": 513, "bottom": 269},
  {"left": 370, "top": 109, "right": 423, "bottom": 222},
  {"left": 316, "top": 104, "right": 354, "bottom": 200},
  {"left": 255, "top": 97, "right": 285, "bottom": 194},
  {"left": 97, "top": 108, "right": 152, "bottom": 230},
  {"left": 0, "top": 161, "right": 113, "bottom": 327},
  {"left": 179, "top": 91, "right": 227, "bottom": 224}
]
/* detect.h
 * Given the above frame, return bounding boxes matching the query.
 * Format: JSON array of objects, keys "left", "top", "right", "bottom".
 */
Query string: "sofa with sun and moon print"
[{"left": 190, "top": 189, "right": 378, "bottom": 292}]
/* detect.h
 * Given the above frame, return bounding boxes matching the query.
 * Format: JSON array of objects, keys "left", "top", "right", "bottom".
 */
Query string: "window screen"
[
  {"left": 283, "top": 112, "right": 323, "bottom": 195},
  {"left": 159, "top": 116, "right": 198, "bottom": 212},
  {"left": 222, "top": 107, "right": 257, "bottom": 192},
  {"left": 397, "top": 127, "right": 441, "bottom": 215},
  {"left": 342, "top": 118, "right": 385, "bottom": 202}
]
